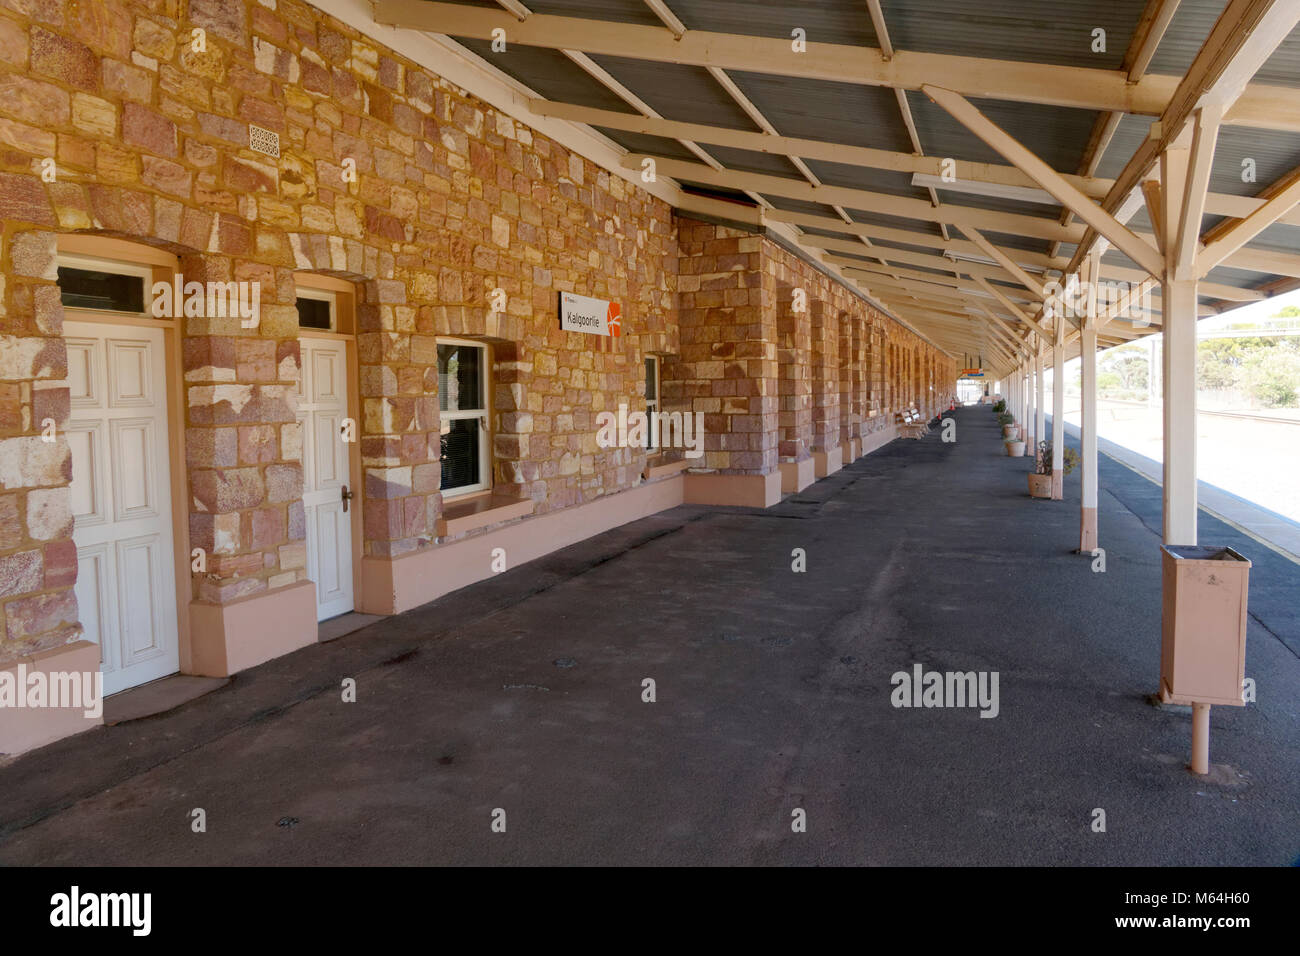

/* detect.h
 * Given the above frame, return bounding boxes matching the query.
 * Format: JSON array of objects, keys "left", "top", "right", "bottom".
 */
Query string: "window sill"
[
  {"left": 436, "top": 493, "right": 535, "bottom": 537},
  {"left": 642, "top": 457, "right": 691, "bottom": 481}
]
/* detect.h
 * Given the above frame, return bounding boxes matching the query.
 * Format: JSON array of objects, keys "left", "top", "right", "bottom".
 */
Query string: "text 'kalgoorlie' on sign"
[{"left": 559, "top": 291, "right": 622, "bottom": 337}]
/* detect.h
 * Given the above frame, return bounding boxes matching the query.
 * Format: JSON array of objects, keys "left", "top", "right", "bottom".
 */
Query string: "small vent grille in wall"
[{"left": 249, "top": 125, "right": 280, "bottom": 158}]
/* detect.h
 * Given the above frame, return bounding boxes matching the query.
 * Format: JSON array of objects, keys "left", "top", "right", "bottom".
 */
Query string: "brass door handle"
[{"left": 341, "top": 485, "right": 354, "bottom": 512}]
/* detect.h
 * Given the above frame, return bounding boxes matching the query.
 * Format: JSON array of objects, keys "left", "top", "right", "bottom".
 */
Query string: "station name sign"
[{"left": 560, "top": 291, "right": 622, "bottom": 337}]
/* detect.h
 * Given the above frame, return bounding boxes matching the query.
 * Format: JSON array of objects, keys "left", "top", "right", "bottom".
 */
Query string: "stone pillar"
[
  {"left": 810, "top": 298, "right": 842, "bottom": 477},
  {"left": 0, "top": 228, "right": 99, "bottom": 754},
  {"left": 837, "top": 308, "right": 858, "bottom": 463},
  {"left": 775, "top": 280, "right": 813, "bottom": 493},
  {"left": 673, "top": 219, "right": 780, "bottom": 508},
  {"left": 0, "top": 231, "right": 80, "bottom": 651},
  {"left": 183, "top": 252, "right": 316, "bottom": 676}
]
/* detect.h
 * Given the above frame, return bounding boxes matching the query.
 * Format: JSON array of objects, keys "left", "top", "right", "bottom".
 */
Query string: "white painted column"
[
  {"left": 1051, "top": 318, "right": 1065, "bottom": 499},
  {"left": 1023, "top": 363, "right": 1032, "bottom": 446},
  {"left": 1034, "top": 344, "right": 1045, "bottom": 467},
  {"left": 1163, "top": 278, "right": 1199, "bottom": 544},
  {"left": 1079, "top": 321, "right": 1098, "bottom": 549}
]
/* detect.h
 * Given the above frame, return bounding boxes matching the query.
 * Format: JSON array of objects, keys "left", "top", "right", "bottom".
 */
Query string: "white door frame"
[
  {"left": 56, "top": 237, "right": 192, "bottom": 695},
  {"left": 294, "top": 274, "right": 363, "bottom": 622}
]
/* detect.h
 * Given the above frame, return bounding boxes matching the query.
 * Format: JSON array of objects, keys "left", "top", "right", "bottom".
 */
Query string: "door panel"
[
  {"left": 66, "top": 320, "right": 179, "bottom": 697},
  {"left": 299, "top": 338, "right": 355, "bottom": 621}
]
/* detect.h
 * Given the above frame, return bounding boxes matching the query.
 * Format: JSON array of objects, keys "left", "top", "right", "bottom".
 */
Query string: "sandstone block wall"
[{"left": 0, "top": 1, "right": 954, "bottom": 676}]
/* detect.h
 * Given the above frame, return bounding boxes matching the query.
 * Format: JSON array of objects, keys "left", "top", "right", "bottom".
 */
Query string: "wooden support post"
[
  {"left": 1052, "top": 317, "right": 1065, "bottom": 499},
  {"left": 1034, "top": 344, "right": 1046, "bottom": 469},
  {"left": 1161, "top": 143, "right": 1198, "bottom": 545},
  {"left": 1163, "top": 278, "right": 1199, "bottom": 544},
  {"left": 1079, "top": 320, "right": 1099, "bottom": 550}
]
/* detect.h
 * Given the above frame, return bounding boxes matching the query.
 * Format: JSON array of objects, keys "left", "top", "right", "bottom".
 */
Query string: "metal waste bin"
[{"left": 1160, "top": 545, "right": 1250, "bottom": 707}]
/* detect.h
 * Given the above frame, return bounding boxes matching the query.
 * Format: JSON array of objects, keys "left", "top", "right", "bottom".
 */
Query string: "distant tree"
[
  {"left": 1198, "top": 337, "right": 1245, "bottom": 391},
  {"left": 1099, "top": 345, "right": 1148, "bottom": 392},
  {"left": 1245, "top": 349, "right": 1300, "bottom": 408},
  {"left": 1097, "top": 371, "right": 1122, "bottom": 392}
]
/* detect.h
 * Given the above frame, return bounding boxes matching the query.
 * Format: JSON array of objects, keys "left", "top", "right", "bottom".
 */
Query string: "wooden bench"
[{"left": 896, "top": 411, "right": 926, "bottom": 439}]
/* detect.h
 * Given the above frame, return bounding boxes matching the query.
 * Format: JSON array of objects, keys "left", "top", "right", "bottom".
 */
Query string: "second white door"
[{"left": 298, "top": 338, "right": 355, "bottom": 621}]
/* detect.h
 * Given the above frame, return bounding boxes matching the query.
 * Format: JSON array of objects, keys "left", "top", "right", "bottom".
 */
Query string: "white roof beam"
[
  {"left": 628, "top": 154, "right": 1080, "bottom": 242},
  {"left": 922, "top": 84, "right": 1166, "bottom": 278},
  {"left": 533, "top": 99, "right": 1300, "bottom": 229},
  {"left": 1066, "top": 0, "right": 1300, "bottom": 276},
  {"left": 1199, "top": 164, "right": 1300, "bottom": 276},
  {"left": 374, "top": 1, "right": 1300, "bottom": 131}
]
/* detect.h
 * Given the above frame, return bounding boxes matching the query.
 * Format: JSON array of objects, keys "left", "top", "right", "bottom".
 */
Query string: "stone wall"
[
  {"left": 0, "top": 0, "right": 675, "bottom": 661},
  {"left": 0, "top": 0, "right": 954, "bottom": 676}
]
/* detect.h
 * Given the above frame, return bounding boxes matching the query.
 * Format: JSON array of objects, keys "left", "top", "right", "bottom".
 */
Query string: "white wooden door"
[
  {"left": 298, "top": 338, "right": 355, "bottom": 621},
  {"left": 65, "top": 320, "right": 179, "bottom": 696}
]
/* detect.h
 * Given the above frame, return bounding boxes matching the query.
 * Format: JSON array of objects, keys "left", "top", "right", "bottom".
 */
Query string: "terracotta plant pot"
[
  {"left": 1027, "top": 473, "right": 1052, "bottom": 498},
  {"left": 1002, "top": 424, "right": 1018, "bottom": 438},
  {"left": 1004, "top": 439, "right": 1026, "bottom": 457}
]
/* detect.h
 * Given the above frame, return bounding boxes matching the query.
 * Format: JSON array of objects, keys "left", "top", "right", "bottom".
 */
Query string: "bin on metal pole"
[{"left": 1159, "top": 545, "right": 1251, "bottom": 775}]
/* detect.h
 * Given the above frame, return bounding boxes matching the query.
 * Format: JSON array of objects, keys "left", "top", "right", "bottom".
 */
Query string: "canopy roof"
[{"left": 370, "top": 0, "right": 1300, "bottom": 374}]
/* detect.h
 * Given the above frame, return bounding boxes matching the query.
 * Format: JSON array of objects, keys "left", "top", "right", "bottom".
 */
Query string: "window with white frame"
[
  {"left": 296, "top": 287, "right": 335, "bottom": 331},
  {"left": 438, "top": 339, "right": 490, "bottom": 496},
  {"left": 644, "top": 355, "right": 660, "bottom": 452}
]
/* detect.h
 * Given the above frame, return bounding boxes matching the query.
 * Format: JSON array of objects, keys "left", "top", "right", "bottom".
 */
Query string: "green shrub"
[{"left": 1036, "top": 441, "right": 1080, "bottom": 476}]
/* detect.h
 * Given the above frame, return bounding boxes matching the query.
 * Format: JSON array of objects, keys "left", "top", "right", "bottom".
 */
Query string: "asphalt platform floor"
[{"left": 2, "top": 406, "right": 1296, "bottom": 865}]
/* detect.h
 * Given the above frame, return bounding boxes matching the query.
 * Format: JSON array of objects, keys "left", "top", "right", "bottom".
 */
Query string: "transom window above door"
[
  {"left": 56, "top": 257, "right": 151, "bottom": 314},
  {"left": 438, "top": 340, "right": 490, "bottom": 496},
  {"left": 296, "top": 288, "right": 336, "bottom": 331}
]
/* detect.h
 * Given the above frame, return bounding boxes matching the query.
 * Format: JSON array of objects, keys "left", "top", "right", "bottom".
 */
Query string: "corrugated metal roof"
[
  {"left": 908, "top": 93, "right": 1099, "bottom": 174},
  {"left": 724, "top": 71, "right": 913, "bottom": 153},
  {"left": 1097, "top": 106, "right": 1300, "bottom": 202},
  {"left": 451, "top": 36, "right": 632, "bottom": 111},
  {"left": 699, "top": 144, "right": 804, "bottom": 178},
  {"left": 877, "top": 0, "right": 1147, "bottom": 70},
  {"left": 979, "top": 230, "right": 1059, "bottom": 256},
  {"left": 764, "top": 195, "right": 843, "bottom": 219},
  {"left": 1143, "top": 0, "right": 1229, "bottom": 78},
  {"left": 590, "top": 128, "right": 702, "bottom": 164},
  {"left": 1094, "top": 113, "right": 1155, "bottom": 180},
  {"left": 670, "top": 0, "right": 878, "bottom": 47},
  {"left": 939, "top": 191, "right": 1063, "bottom": 222},
  {"left": 1144, "top": 3, "right": 1300, "bottom": 86},
  {"left": 517, "top": 0, "right": 668, "bottom": 27},
  {"left": 802, "top": 161, "right": 928, "bottom": 201},
  {"left": 1205, "top": 127, "right": 1300, "bottom": 198},
  {"left": 841, "top": 207, "right": 946, "bottom": 238},
  {"left": 1247, "top": 222, "right": 1300, "bottom": 256},
  {"left": 867, "top": 237, "right": 956, "bottom": 259},
  {"left": 1256, "top": 28, "right": 1300, "bottom": 88},
  {"left": 587, "top": 56, "right": 759, "bottom": 130},
  {"left": 430, "top": 0, "right": 1298, "bottom": 329}
]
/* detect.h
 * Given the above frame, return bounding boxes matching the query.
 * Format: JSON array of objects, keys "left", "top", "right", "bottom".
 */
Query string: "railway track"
[{"left": 1062, "top": 399, "right": 1300, "bottom": 426}]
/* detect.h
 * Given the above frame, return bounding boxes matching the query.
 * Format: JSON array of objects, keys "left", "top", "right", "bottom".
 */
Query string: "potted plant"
[
  {"left": 997, "top": 412, "right": 1018, "bottom": 438},
  {"left": 1028, "top": 440, "right": 1080, "bottom": 497},
  {"left": 1003, "top": 435, "right": 1026, "bottom": 457},
  {"left": 993, "top": 399, "right": 1006, "bottom": 414}
]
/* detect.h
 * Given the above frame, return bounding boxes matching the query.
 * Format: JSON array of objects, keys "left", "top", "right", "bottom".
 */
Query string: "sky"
[{"left": 1198, "top": 286, "right": 1300, "bottom": 330}]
